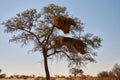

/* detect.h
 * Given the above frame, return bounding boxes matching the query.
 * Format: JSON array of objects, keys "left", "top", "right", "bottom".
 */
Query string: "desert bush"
[
  {"left": 35, "top": 77, "right": 45, "bottom": 80},
  {"left": 97, "top": 64, "right": 120, "bottom": 79},
  {"left": 0, "top": 74, "right": 6, "bottom": 78}
]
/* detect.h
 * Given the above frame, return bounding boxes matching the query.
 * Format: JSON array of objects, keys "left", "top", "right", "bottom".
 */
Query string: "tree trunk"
[
  {"left": 43, "top": 49, "right": 50, "bottom": 80},
  {"left": 74, "top": 74, "right": 77, "bottom": 78}
]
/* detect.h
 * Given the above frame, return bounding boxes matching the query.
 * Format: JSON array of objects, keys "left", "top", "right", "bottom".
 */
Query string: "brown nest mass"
[
  {"left": 52, "top": 36, "right": 86, "bottom": 54},
  {"left": 53, "top": 14, "right": 76, "bottom": 34}
]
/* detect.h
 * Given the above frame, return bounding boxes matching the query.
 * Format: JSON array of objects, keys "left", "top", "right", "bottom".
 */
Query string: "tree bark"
[
  {"left": 74, "top": 74, "right": 77, "bottom": 78},
  {"left": 43, "top": 49, "right": 50, "bottom": 80}
]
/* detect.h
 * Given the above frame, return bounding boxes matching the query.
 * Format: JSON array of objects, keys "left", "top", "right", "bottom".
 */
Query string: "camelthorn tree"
[{"left": 2, "top": 4, "right": 102, "bottom": 80}]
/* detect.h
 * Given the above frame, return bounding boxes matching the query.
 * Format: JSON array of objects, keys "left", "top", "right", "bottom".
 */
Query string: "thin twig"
[
  {"left": 44, "top": 26, "right": 55, "bottom": 47},
  {"left": 22, "top": 29, "right": 43, "bottom": 47}
]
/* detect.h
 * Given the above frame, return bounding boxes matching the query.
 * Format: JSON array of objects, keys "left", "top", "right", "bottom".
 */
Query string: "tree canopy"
[{"left": 69, "top": 68, "right": 83, "bottom": 77}]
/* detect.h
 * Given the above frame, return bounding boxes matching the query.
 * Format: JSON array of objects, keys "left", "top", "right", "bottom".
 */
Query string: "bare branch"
[
  {"left": 47, "top": 49, "right": 61, "bottom": 57},
  {"left": 22, "top": 29, "right": 43, "bottom": 47},
  {"left": 61, "top": 51, "right": 75, "bottom": 60},
  {"left": 47, "top": 49, "right": 75, "bottom": 61},
  {"left": 44, "top": 26, "right": 55, "bottom": 47}
]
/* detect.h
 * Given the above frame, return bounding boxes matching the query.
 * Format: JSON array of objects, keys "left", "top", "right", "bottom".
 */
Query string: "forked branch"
[{"left": 47, "top": 50, "right": 75, "bottom": 61}]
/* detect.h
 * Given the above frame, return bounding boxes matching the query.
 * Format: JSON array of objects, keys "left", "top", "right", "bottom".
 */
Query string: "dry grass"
[
  {"left": 0, "top": 78, "right": 34, "bottom": 80},
  {"left": 0, "top": 77, "right": 118, "bottom": 80}
]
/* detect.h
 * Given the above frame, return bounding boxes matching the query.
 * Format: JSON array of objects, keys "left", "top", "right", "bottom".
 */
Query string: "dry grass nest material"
[
  {"left": 52, "top": 36, "right": 86, "bottom": 54},
  {"left": 53, "top": 14, "right": 76, "bottom": 34}
]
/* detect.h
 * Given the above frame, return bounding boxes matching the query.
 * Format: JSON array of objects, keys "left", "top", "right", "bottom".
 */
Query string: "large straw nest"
[
  {"left": 63, "top": 37, "right": 86, "bottom": 54},
  {"left": 52, "top": 36, "right": 86, "bottom": 54}
]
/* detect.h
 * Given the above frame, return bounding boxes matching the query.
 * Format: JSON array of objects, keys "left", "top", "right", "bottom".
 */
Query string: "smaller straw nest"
[{"left": 52, "top": 14, "right": 76, "bottom": 34}]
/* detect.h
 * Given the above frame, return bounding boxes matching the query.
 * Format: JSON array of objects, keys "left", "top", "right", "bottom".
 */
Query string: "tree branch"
[
  {"left": 44, "top": 26, "right": 55, "bottom": 47},
  {"left": 47, "top": 50, "right": 61, "bottom": 57},
  {"left": 61, "top": 51, "right": 75, "bottom": 60},
  {"left": 47, "top": 49, "right": 75, "bottom": 61},
  {"left": 22, "top": 29, "right": 43, "bottom": 47}
]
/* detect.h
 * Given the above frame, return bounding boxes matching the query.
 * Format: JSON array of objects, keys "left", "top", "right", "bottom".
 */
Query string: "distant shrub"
[
  {"left": 35, "top": 77, "right": 45, "bottom": 80},
  {"left": 0, "top": 74, "right": 6, "bottom": 78}
]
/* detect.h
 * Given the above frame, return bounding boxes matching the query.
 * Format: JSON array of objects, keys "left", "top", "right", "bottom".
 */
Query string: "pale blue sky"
[{"left": 0, "top": 0, "right": 120, "bottom": 77}]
